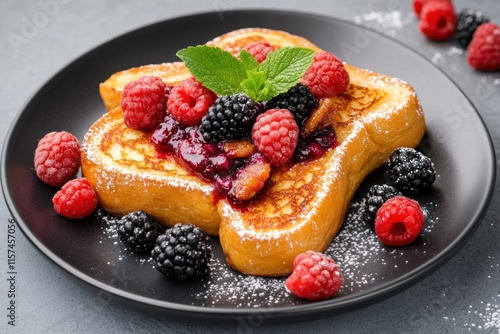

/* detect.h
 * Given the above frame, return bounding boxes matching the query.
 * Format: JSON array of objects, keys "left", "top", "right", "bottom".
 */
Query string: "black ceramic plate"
[{"left": 1, "top": 10, "right": 496, "bottom": 324}]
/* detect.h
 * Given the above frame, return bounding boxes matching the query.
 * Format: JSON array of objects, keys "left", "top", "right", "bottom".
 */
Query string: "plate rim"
[{"left": 1, "top": 8, "right": 497, "bottom": 323}]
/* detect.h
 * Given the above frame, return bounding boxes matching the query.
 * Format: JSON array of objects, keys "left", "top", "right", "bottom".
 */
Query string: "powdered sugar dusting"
[
  {"left": 192, "top": 255, "right": 293, "bottom": 307},
  {"left": 444, "top": 295, "right": 500, "bottom": 333},
  {"left": 481, "top": 296, "right": 500, "bottom": 333},
  {"left": 96, "top": 191, "right": 440, "bottom": 308},
  {"left": 354, "top": 10, "right": 413, "bottom": 37}
]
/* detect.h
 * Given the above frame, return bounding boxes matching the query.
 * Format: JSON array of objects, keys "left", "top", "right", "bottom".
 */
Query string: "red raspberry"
[
  {"left": 34, "top": 131, "right": 81, "bottom": 187},
  {"left": 121, "top": 76, "right": 168, "bottom": 131},
  {"left": 242, "top": 41, "right": 275, "bottom": 63},
  {"left": 251, "top": 109, "right": 299, "bottom": 167},
  {"left": 419, "top": 1, "right": 456, "bottom": 41},
  {"left": 167, "top": 78, "right": 217, "bottom": 126},
  {"left": 52, "top": 178, "right": 98, "bottom": 219},
  {"left": 285, "top": 251, "right": 343, "bottom": 301},
  {"left": 301, "top": 51, "right": 350, "bottom": 98},
  {"left": 467, "top": 23, "right": 500, "bottom": 71},
  {"left": 374, "top": 196, "right": 425, "bottom": 246},
  {"left": 412, "top": 0, "right": 450, "bottom": 18}
]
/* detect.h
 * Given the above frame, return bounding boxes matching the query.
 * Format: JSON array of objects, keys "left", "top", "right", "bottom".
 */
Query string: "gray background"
[{"left": 1, "top": 0, "right": 499, "bottom": 333}]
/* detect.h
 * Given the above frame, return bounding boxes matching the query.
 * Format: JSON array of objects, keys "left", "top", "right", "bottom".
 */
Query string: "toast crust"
[{"left": 83, "top": 28, "right": 425, "bottom": 276}]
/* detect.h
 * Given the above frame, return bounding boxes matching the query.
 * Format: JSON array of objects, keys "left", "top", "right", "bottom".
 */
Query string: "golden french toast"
[
  {"left": 82, "top": 28, "right": 425, "bottom": 276},
  {"left": 218, "top": 67, "right": 424, "bottom": 276}
]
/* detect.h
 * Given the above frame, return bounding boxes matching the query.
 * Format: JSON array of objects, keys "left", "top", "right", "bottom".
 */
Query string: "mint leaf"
[
  {"left": 240, "top": 71, "right": 270, "bottom": 101},
  {"left": 176, "top": 45, "right": 315, "bottom": 102},
  {"left": 239, "top": 50, "right": 260, "bottom": 72},
  {"left": 260, "top": 47, "right": 315, "bottom": 96},
  {"left": 176, "top": 46, "right": 247, "bottom": 95}
]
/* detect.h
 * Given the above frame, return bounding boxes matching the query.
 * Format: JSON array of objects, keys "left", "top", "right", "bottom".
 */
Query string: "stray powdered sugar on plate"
[
  {"left": 324, "top": 200, "right": 383, "bottom": 290},
  {"left": 354, "top": 10, "right": 413, "bottom": 37},
  {"left": 480, "top": 296, "right": 500, "bottom": 333},
  {"left": 95, "top": 195, "right": 439, "bottom": 307},
  {"left": 192, "top": 255, "right": 295, "bottom": 307},
  {"left": 445, "top": 295, "right": 500, "bottom": 333},
  {"left": 96, "top": 209, "right": 155, "bottom": 265}
]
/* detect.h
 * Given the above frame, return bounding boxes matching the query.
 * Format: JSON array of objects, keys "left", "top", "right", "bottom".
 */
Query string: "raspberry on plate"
[
  {"left": 251, "top": 108, "right": 299, "bottom": 166},
  {"left": 374, "top": 196, "right": 425, "bottom": 246},
  {"left": 419, "top": 0, "right": 456, "bottom": 41},
  {"left": 467, "top": 22, "right": 500, "bottom": 71},
  {"left": 52, "top": 178, "right": 98, "bottom": 219},
  {"left": 242, "top": 41, "right": 275, "bottom": 63},
  {"left": 285, "top": 251, "right": 343, "bottom": 301},
  {"left": 121, "top": 75, "right": 168, "bottom": 131},
  {"left": 301, "top": 51, "right": 349, "bottom": 98},
  {"left": 34, "top": 131, "right": 81, "bottom": 187},
  {"left": 167, "top": 77, "right": 217, "bottom": 126}
]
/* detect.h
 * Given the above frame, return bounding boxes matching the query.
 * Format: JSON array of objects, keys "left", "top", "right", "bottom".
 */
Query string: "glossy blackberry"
[
  {"left": 200, "top": 93, "right": 258, "bottom": 143},
  {"left": 117, "top": 211, "right": 164, "bottom": 253},
  {"left": 362, "top": 184, "right": 402, "bottom": 227},
  {"left": 385, "top": 147, "right": 436, "bottom": 194},
  {"left": 151, "top": 223, "right": 211, "bottom": 280},
  {"left": 455, "top": 9, "right": 490, "bottom": 48},
  {"left": 266, "top": 83, "right": 318, "bottom": 127}
]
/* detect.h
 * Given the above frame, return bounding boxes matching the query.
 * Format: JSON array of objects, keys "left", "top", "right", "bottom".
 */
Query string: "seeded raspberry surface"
[
  {"left": 419, "top": 0, "right": 456, "bottom": 41},
  {"left": 167, "top": 78, "right": 216, "bottom": 126},
  {"left": 412, "top": 0, "right": 450, "bottom": 18},
  {"left": 121, "top": 75, "right": 168, "bottom": 131},
  {"left": 375, "top": 196, "right": 425, "bottom": 246},
  {"left": 301, "top": 51, "right": 349, "bottom": 98},
  {"left": 467, "top": 23, "right": 500, "bottom": 71},
  {"left": 52, "top": 178, "right": 98, "bottom": 219},
  {"left": 252, "top": 109, "right": 299, "bottom": 166},
  {"left": 285, "top": 251, "right": 343, "bottom": 300},
  {"left": 242, "top": 41, "right": 275, "bottom": 63},
  {"left": 34, "top": 131, "right": 81, "bottom": 187}
]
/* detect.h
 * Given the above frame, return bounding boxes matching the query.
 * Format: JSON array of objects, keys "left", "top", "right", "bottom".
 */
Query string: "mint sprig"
[{"left": 176, "top": 45, "right": 315, "bottom": 102}]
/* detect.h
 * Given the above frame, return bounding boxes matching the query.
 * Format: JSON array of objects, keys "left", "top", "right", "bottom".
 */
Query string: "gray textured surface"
[{"left": 1, "top": 0, "right": 499, "bottom": 333}]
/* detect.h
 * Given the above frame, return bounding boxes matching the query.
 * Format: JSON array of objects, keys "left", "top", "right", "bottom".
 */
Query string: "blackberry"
[
  {"left": 266, "top": 83, "right": 318, "bottom": 127},
  {"left": 455, "top": 9, "right": 490, "bottom": 48},
  {"left": 385, "top": 147, "right": 436, "bottom": 194},
  {"left": 362, "top": 184, "right": 402, "bottom": 227},
  {"left": 151, "top": 223, "right": 211, "bottom": 280},
  {"left": 117, "top": 211, "right": 164, "bottom": 253},
  {"left": 200, "top": 93, "right": 258, "bottom": 143}
]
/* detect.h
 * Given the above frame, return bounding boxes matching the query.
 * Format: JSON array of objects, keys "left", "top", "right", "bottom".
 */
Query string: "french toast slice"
[
  {"left": 84, "top": 28, "right": 425, "bottom": 276},
  {"left": 218, "top": 66, "right": 425, "bottom": 276}
]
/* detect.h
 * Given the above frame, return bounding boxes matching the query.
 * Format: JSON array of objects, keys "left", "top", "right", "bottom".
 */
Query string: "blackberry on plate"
[
  {"left": 385, "top": 147, "right": 436, "bottom": 194},
  {"left": 362, "top": 184, "right": 402, "bottom": 227},
  {"left": 455, "top": 8, "right": 490, "bottom": 48},
  {"left": 151, "top": 223, "right": 211, "bottom": 280},
  {"left": 117, "top": 211, "right": 164, "bottom": 253},
  {"left": 266, "top": 83, "right": 318, "bottom": 127},
  {"left": 200, "top": 93, "right": 258, "bottom": 143}
]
